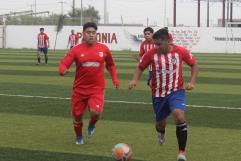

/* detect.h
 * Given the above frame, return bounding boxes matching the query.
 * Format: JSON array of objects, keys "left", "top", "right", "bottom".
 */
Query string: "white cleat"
[
  {"left": 177, "top": 151, "right": 186, "bottom": 161},
  {"left": 87, "top": 125, "right": 95, "bottom": 138},
  {"left": 75, "top": 137, "right": 84, "bottom": 145},
  {"left": 157, "top": 132, "right": 165, "bottom": 145}
]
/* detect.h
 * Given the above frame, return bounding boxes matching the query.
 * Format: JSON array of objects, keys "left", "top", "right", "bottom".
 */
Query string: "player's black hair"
[
  {"left": 144, "top": 27, "right": 154, "bottom": 34},
  {"left": 152, "top": 27, "right": 169, "bottom": 40},
  {"left": 40, "top": 28, "right": 44, "bottom": 31},
  {"left": 163, "top": 27, "right": 169, "bottom": 32},
  {"left": 83, "top": 22, "right": 98, "bottom": 31}
]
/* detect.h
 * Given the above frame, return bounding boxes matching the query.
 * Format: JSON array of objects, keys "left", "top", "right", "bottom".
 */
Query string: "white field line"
[{"left": 0, "top": 93, "right": 241, "bottom": 110}]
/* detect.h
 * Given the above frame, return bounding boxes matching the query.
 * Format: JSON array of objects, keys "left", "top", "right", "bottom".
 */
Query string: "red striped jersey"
[
  {"left": 139, "top": 45, "right": 196, "bottom": 97},
  {"left": 139, "top": 40, "right": 155, "bottom": 57},
  {"left": 37, "top": 33, "right": 49, "bottom": 48},
  {"left": 139, "top": 40, "right": 155, "bottom": 71},
  {"left": 68, "top": 34, "right": 79, "bottom": 47}
]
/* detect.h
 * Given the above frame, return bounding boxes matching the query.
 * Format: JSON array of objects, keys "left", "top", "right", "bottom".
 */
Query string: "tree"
[{"left": 68, "top": 5, "right": 100, "bottom": 24}]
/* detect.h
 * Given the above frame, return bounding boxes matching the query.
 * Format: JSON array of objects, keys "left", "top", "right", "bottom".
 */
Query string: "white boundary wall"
[{"left": 5, "top": 25, "right": 241, "bottom": 53}]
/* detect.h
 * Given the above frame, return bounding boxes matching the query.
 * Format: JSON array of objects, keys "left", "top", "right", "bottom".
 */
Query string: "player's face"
[
  {"left": 154, "top": 38, "right": 169, "bottom": 53},
  {"left": 83, "top": 27, "right": 97, "bottom": 45},
  {"left": 144, "top": 31, "right": 153, "bottom": 41},
  {"left": 71, "top": 30, "right": 75, "bottom": 34},
  {"left": 40, "top": 30, "right": 44, "bottom": 34}
]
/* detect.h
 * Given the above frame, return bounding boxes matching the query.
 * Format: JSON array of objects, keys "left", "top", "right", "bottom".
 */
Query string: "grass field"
[{"left": 0, "top": 49, "right": 241, "bottom": 161}]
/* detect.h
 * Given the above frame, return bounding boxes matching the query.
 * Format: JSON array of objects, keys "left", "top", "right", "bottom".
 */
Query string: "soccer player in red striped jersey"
[
  {"left": 129, "top": 28, "right": 198, "bottom": 161},
  {"left": 59, "top": 22, "right": 119, "bottom": 145},
  {"left": 139, "top": 27, "right": 155, "bottom": 59},
  {"left": 67, "top": 29, "right": 79, "bottom": 49},
  {"left": 37, "top": 28, "right": 49, "bottom": 65},
  {"left": 133, "top": 27, "right": 155, "bottom": 86}
]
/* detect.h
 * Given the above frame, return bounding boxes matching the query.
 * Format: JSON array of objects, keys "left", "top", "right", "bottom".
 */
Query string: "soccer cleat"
[
  {"left": 157, "top": 132, "right": 165, "bottom": 145},
  {"left": 87, "top": 125, "right": 95, "bottom": 137},
  {"left": 75, "top": 136, "right": 84, "bottom": 145},
  {"left": 177, "top": 151, "right": 186, "bottom": 161},
  {"left": 36, "top": 62, "right": 40, "bottom": 65}
]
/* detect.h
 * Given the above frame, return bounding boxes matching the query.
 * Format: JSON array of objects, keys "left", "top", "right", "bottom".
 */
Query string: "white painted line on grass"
[{"left": 0, "top": 93, "right": 240, "bottom": 110}]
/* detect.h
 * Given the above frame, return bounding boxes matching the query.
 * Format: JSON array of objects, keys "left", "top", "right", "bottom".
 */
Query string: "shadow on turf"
[{"left": 0, "top": 147, "right": 145, "bottom": 161}]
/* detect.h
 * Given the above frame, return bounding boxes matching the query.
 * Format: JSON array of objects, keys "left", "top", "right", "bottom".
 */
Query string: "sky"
[{"left": 1, "top": 0, "right": 241, "bottom": 27}]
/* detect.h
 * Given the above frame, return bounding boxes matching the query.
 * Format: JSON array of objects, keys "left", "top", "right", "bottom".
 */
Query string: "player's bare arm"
[
  {"left": 132, "top": 53, "right": 140, "bottom": 61},
  {"left": 186, "top": 63, "right": 198, "bottom": 90},
  {"left": 67, "top": 39, "right": 70, "bottom": 48},
  {"left": 47, "top": 39, "right": 50, "bottom": 48},
  {"left": 128, "top": 67, "right": 144, "bottom": 90}
]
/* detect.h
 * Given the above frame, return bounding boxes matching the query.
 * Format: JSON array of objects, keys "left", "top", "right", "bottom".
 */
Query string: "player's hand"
[
  {"left": 61, "top": 69, "right": 69, "bottom": 76},
  {"left": 147, "top": 79, "right": 152, "bottom": 88},
  {"left": 185, "top": 82, "right": 195, "bottom": 90},
  {"left": 113, "top": 80, "right": 119, "bottom": 89},
  {"left": 128, "top": 80, "right": 137, "bottom": 90},
  {"left": 132, "top": 53, "right": 139, "bottom": 61}
]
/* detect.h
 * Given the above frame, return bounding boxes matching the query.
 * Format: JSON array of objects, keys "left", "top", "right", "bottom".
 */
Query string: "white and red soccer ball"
[{"left": 112, "top": 143, "right": 132, "bottom": 161}]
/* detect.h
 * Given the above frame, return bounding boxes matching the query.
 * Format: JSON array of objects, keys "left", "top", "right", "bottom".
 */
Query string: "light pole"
[
  {"left": 164, "top": 0, "right": 167, "bottom": 26},
  {"left": 81, "top": 0, "right": 83, "bottom": 25},
  {"left": 73, "top": 0, "right": 75, "bottom": 17},
  {"left": 207, "top": 0, "right": 210, "bottom": 27},
  {"left": 58, "top": 0, "right": 65, "bottom": 15},
  {"left": 34, "top": 0, "right": 37, "bottom": 16},
  {"left": 173, "top": 0, "right": 176, "bottom": 27},
  {"left": 104, "top": 0, "right": 108, "bottom": 24}
]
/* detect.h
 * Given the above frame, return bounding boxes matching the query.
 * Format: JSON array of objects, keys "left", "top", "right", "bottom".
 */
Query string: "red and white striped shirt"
[
  {"left": 68, "top": 34, "right": 79, "bottom": 47},
  {"left": 139, "top": 40, "right": 155, "bottom": 57},
  {"left": 139, "top": 45, "right": 196, "bottom": 97},
  {"left": 139, "top": 40, "right": 155, "bottom": 71},
  {"left": 37, "top": 33, "right": 49, "bottom": 48}
]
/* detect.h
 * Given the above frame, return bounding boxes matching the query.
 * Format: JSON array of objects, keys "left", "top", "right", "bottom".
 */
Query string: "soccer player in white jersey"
[{"left": 129, "top": 28, "right": 198, "bottom": 161}]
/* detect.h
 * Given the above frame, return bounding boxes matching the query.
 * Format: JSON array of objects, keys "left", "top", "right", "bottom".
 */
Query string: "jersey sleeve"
[
  {"left": 138, "top": 50, "right": 151, "bottom": 70},
  {"left": 76, "top": 35, "right": 79, "bottom": 41},
  {"left": 139, "top": 42, "right": 145, "bottom": 57},
  {"left": 105, "top": 47, "right": 118, "bottom": 83},
  {"left": 182, "top": 48, "right": 196, "bottom": 66},
  {"left": 45, "top": 34, "right": 49, "bottom": 40},
  {"left": 59, "top": 50, "right": 75, "bottom": 75}
]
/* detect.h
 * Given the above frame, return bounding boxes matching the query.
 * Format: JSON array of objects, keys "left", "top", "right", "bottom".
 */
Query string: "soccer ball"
[{"left": 112, "top": 143, "right": 132, "bottom": 161}]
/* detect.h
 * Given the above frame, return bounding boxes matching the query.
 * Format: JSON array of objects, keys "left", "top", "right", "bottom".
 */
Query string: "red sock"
[
  {"left": 89, "top": 115, "right": 99, "bottom": 126},
  {"left": 73, "top": 121, "right": 83, "bottom": 137}
]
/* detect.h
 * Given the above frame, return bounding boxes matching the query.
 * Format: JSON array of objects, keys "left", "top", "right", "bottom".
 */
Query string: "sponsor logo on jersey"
[
  {"left": 82, "top": 62, "right": 100, "bottom": 67},
  {"left": 99, "top": 52, "right": 103, "bottom": 57},
  {"left": 171, "top": 57, "right": 177, "bottom": 64}
]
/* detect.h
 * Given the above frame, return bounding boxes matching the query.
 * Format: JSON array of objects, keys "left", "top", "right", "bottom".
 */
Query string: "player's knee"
[
  {"left": 155, "top": 120, "right": 166, "bottom": 131},
  {"left": 90, "top": 109, "right": 101, "bottom": 116},
  {"left": 74, "top": 115, "right": 83, "bottom": 122},
  {"left": 174, "top": 114, "right": 185, "bottom": 124},
  {"left": 172, "top": 109, "right": 185, "bottom": 124}
]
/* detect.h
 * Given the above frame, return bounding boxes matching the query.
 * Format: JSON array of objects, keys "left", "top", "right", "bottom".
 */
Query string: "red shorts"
[{"left": 72, "top": 88, "right": 104, "bottom": 116}]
